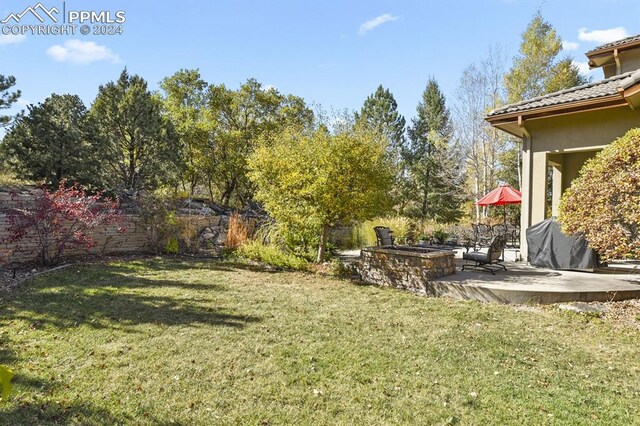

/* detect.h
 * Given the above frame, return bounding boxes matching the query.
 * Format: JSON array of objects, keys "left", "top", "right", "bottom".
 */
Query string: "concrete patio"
[
  {"left": 343, "top": 248, "right": 640, "bottom": 304},
  {"left": 432, "top": 258, "right": 640, "bottom": 304}
]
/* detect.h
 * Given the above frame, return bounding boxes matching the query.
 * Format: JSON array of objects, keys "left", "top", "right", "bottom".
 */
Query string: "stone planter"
[{"left": 359, "top": 245, "right": 456, "bottom": 292}]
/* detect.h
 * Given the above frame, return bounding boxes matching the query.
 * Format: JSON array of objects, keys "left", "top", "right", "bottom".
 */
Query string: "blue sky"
[{"left": 1, "top": 0, "right": 640, "bottom": 122}]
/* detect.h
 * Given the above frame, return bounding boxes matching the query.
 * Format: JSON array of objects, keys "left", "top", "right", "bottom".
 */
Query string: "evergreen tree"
[
  {"left": 405, "top": 78, "right": 463, "bottom": 222},
  {"left": 0, "top": 75, "right": 21, "bottom": 127},
  {"left": 2, "top": 94, "right": 104, "bottom": 189},
  {"left": 356, "top": 85, "right": 407, "bottom": 209},
  {"left": 355, "top": 85, "right": 406, "bottom": 153},
  {"left": 91, "top": 69, "right": 180, "bottom": 192}
]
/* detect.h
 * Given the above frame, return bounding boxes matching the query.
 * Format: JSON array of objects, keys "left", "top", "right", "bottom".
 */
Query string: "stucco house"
[{"left": 486, "top": 34, "right": 640, "bottom": 255}]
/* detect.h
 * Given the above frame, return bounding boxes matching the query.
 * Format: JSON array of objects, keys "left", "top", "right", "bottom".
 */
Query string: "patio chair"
[
  {"left": 373, "top": 226, "right": 395, "bottom": 246},
  {"left": 461, "top": 234, "right": 508, "bottom": 274},
  {"left": 492, "top": 223, "right": 508, "bottom": 237},
  {"left": 472, "top": 223, "right": 492, "bottom": 248},
  {"left": 509, "top": 225, "right": 520, "bottom": 248}
]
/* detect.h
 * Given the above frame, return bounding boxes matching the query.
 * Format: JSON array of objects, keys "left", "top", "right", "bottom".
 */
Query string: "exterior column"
[
  {"left": 547, "top": 154, "right": 563, "bottom": 218},
  {"left": 530, "top": 151, "right": 548, "bottom": 225},
  {"left": 551, "top": 164, "right": 563, "bottom": 217},
  {"left": 520, "top": 142, "right": 547, "bottom": 259},
  {"left": 520, "top": 137, "right": 532, "bottom": 257}
]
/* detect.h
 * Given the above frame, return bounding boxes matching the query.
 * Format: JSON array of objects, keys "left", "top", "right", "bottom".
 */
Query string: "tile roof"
[
  {"left": 487, "top": 69, "right": 640, "bottom": 117},
  {"left": 586, "top": 34, "right": 640, "bottom": 55}
]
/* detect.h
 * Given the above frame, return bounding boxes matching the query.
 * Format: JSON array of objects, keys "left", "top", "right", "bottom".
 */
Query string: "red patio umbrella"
[{"left": 476, "top": 184, "right": 522, "bottom": 224}]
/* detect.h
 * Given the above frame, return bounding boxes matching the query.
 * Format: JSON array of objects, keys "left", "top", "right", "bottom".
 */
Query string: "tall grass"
[
  {"left": 236, "top": 240, "right": 309, "bottom": 271},
  {"left": 352, "top": 216, "right": 412, "bottom": 247},
  {"left": 226, "top": 212, "right": 248, "bottom": 249}
]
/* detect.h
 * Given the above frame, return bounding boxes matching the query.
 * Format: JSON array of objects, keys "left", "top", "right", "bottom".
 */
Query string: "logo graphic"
[
  {"left": 1, "top": 2, "right": 59, "bottom": 24},
  {"left": 2, "top": 2, "right": 126, "bottom": 37}
]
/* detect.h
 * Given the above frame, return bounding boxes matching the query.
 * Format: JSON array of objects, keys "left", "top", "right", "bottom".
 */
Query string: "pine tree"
[
  {"left": 0, "top": 75, "right": 21, "bottom": 127},
  {"left": 356, "top": 85, "right": 407, "bottom": 209},
  {"left": 405, "top": 78, "right": 463, "bottom": 222},
  {"left": 355, "top": 85, "right": 406, "bottom": 153},
  {"left": 2, "top": 94, "right": 104, "bottom": 189},
  {"left": 91, "top": 69, "right": 180, "bottom": 192}
]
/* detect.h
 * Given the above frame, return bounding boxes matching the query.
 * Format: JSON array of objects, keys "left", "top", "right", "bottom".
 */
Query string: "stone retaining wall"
[
  {"left": 0, "top": 189, "right": 263, "bottom": 264},
  {"left": 359, "top": 246, "right": 456, "bottom": 292}
]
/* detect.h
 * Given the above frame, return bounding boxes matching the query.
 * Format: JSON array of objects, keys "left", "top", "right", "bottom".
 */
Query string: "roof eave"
[
  {"left": 585, "top": 39, "right": 640, "bottom": 59},
  {"left": 485, "top": 94, "right": 626, "bottom": 123}
]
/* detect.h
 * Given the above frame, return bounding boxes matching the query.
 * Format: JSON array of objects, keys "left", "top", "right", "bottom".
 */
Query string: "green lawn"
[{"left": 1, "top": 258, "right": 639, "bottom": 425}]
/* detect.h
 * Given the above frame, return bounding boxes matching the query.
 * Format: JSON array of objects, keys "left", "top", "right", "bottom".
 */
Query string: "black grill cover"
[{"left": 526, "top": 218, "right": 598, "bottom": 271}]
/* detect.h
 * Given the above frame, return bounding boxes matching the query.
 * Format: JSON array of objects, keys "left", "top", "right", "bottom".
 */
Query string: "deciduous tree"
[
  {"left": 207, "top": 79, "right": 313, "bottom": 206},
  {"left": 455, "top": 48, "right": 509, "bottom": 222},
  {"left": 248, "top": 124, "right": 394, "bottom": 262},
  {"left": 502, "top": 12, "right": 589, "bottom": 189},
  {"left": 6, "top": 181, "right": 125, "bottom": 266},
  {"left": 159, "top": 69, "right": 210, "bottom": 196}
]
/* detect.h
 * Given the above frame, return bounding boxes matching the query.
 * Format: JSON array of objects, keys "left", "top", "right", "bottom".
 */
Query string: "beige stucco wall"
[
  {"left": 561, "top": 151, "right": 598, "bottom": 190},
  {"left": 602, "top": 49, "right": 640, "bottom": 78},
  {"left": 520, "top": 105, "right": 640, "bottom": 255}
]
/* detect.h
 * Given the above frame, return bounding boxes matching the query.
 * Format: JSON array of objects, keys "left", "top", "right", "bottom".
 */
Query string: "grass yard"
[{"left": 1, "top": 258, "right": 639, "bottom": 425}]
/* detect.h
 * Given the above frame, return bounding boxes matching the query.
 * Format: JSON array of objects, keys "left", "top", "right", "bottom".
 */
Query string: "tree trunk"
[
  {"left": 474, "top": 175, "right": 480, "bottom": 223},
  {"left": 316, "top": 225, "right": 329, "bottom": 263},
  {"left": 128, "top": 145, "right": 136, "bottom": 190},
  {"left": 422, "top": 166, "right": 430, "bottom": 219},
  {"left": 207, "top": 176, "right": 215, "bottom": 203},
  {"left": 517, "top": 142, "right": 522, "bottom": 191}
]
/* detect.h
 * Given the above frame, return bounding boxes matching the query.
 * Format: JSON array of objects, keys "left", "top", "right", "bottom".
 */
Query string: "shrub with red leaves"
[{"left": 6, "top": 181, "right": 126, "bottom": 266}]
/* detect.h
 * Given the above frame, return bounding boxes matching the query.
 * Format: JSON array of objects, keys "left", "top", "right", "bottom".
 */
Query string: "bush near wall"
[
  {"left": 0, "top": 187, "right": 265, "bottom": 264},
  {"left": 559, "top": 128, "right": 640, "bottom": 260},
  {"left": 352, "top": 217, "right": 412, "bottom": 247},
  {"left": 236, "top": 240, "right": 309, "bottom": 271}
]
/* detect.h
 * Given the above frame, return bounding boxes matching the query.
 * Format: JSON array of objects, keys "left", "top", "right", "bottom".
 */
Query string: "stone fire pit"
[{"left": 359, "top": 246, "right": 456, "bottom": 292}]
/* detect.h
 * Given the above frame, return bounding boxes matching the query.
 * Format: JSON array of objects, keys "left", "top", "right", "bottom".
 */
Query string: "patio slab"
[
  {"left": 341, "top": 248, "right": 640, "bottom": 304},
  {"left": 431, "top": 260, "right": 640, "bottom": 304}
]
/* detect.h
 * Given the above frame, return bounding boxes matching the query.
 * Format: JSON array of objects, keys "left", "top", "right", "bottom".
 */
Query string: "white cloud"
[
  {"left": 263, "top": 84, "right": 277, "bottom": 92},
  {"left": 46, "top": 39, "right": 121, "bottom": 64},
  {"left": 0, "top": 34, "right": 26, "bottom": 45},
  {"left": 572, "top": 60, "right": 595, "bottom": 77},
  {"left": 562, "top": 41, "right": 580, "bottom": 51},
  {"left": 358, "top": 13, "right": 398, "bottom": 35},
  {"left": 578, "top": 27, "right": 629, "bottom": 44}
]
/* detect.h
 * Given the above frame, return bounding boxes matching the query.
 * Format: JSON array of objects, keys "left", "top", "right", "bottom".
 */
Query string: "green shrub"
[
  {"left": 0, "top": 365, "right": 13, "bottom": 399},
  {"left": 254, "top": 220, "right": 320, "bottom": 259},
  {"left": 236, "top": 240, "right": 310, "bottom": 271},
  {"left": 138, "top": 189, "right": 184, "bottom": 254},
  {"left": 559, "top": 128, "right": 640, "bottom": 260},
  {"left": 328, "top": 258, "right": 354, "bottom": 278},
  {"left": 352, "top": 216, "right": 412, "bottom": 247},
  {"left": 164, "top": 237, "right": 180, "bottom": 254}
]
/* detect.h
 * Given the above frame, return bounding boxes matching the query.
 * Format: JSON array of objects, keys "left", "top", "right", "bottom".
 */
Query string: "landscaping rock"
[{"left": 558, "top": 302, "right": 607, "bottom": 314}]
